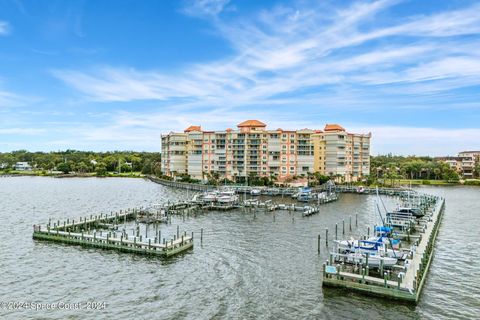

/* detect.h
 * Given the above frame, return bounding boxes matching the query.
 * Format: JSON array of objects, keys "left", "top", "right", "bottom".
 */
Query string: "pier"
[
  {"left": 33, "top": 208, "right": 194, "bottom": 257},
  {"left": 147, "top": 176, "right": 214, "bottom": 191},
  {"left": 321, "top": 192, "right": 445, "bottom": 303}
]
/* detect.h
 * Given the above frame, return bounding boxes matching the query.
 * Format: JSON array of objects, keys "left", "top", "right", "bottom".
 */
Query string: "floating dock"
[
  {"left": 322, "top": 193, "right": 445, "bottom": 303},
  {"left": 33, "top": 208, "right": 194, "bottom": 257}
]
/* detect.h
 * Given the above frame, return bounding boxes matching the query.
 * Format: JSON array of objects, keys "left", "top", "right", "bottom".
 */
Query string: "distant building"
[
  {"left": 14, "top": 162, "right": 32, "bottom": 171},
  {"left": 161, "top": 120, "right": 371, "bottom": 182},
  {"left": 436, "top": 151, "right": 480, "bottom": 178}
]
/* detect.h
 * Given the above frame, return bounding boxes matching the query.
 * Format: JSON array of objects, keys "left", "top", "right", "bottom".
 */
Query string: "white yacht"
[{"left": 217, "top": 190, "right": 239, "bottom": 204}]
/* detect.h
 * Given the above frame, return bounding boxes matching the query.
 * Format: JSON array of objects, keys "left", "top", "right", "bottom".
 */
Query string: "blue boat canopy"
[{"left": 375, "top": 226, "right": 392, "bottom": 233}]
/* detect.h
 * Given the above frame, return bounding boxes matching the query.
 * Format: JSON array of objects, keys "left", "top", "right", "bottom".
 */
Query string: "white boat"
[
  {"left": 217, "top": 190, "right": 239, "bottom": 204},
  {"left": 202, "top": 191, "right": 218, "bottom": 203},
  {"left": 317, "top": 192, "right": 328, "bottom": 200},
  {"left": 356, "top": 186, "right": 365, "bottom": 193},
  {"left": 344, "top": 252, "right": 398, "bottom": 267},
  {"left": 335, "top": 238, "right": 405, "bottom": 259},
  {"left": 250, "top": 188, "right": 261, "bottom": 196}
]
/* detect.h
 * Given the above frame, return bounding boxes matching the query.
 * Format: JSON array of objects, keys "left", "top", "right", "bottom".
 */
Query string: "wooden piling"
[
  {"left": 317, "top": 234, "right": 321, "bottom": 254},
  {"left": 325, "top": 228, "right": 328, "bottom": 246}
]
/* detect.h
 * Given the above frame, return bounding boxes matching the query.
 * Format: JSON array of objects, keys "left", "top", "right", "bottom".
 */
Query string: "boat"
[
  {"left": 202, "top": 191, "right": 218, "bottom": 203},
  {"left": 344, "top": 252, "right": 398, "bottom": 267},
  {"left": 356, "top": 186, "right": 365, "bottom": 193},
  {"left": 336, "top": 237, "right": 404, "bottom": 259},
  {"left": 317, "top": 192, "right": 328, "bottom": 200},
  {"left": 250, "top": 188, "right": 261, "bottom": 196},
  {"left": 297, "top": 192, "right": 313, "bottom": 202},
  {"left": 297, "top": 187, "right": 313, "bottom": 202},
  {"left": 335, "top": 226, "right": 405, "bottom": 259},
  {"left": 390, "top": 207, "right": 425, "bottom": 218},
  {"left": 266, "top": 188, "right": 280, "bottom": 196},
  {"left": 217, "top": 190, "right": 239, "bottom": 204}
]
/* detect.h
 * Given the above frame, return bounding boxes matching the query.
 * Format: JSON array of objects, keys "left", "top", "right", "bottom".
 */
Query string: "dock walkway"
[
  {"left": 33, "top": 207, "right": 194, "bottom": 257},
  {"left": 322, "top": 194, "right": 445, "bottom": 303}
]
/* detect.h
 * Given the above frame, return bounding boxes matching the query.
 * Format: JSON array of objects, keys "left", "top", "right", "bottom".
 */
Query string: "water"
[{"left": 0, "top": 177, "right": 479, "bottom": 319}]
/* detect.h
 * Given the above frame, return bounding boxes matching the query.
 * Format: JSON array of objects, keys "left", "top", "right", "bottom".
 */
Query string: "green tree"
[
  {"left": 95, "top": 162, "right": 107, "bottom": 176},
  {"left": 474, "top": 163, "right": 480, "bottom": 179},
  {"left": 313, "top": 172, "right": 330, "bottom": 185},
  {"left": 75, "top": 162, "right": 90, "bottom": 173},
  {"left": 56, "top": 163, "right": 71, "bottom": 174},
  {"left": 120, "top": 164, "right": 132, "bottom": 173}
]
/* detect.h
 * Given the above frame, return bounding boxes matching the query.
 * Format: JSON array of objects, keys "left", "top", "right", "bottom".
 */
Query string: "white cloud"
[
  {"left": 43, "top": 1, "right": 480, "bottom": 154},
  {"left": 54, "top": 1, "right": 480, "bottom": 109},
  {"left": 0, "top": 128, "right": 46, "bottom": 135},
  {"left": 182, "top": 0, "right": 230, "bottom": 17},
  {"left": 348, "top": 126, "right": 480, "bottom": 156},
  {"left": 30, "top": 108, "right": 479, "bottom": 155},
  {"left": 0, "top": 21, "right": 10, "bottom": 36},
  {"left": 0, "top": 90, "right": 27, "bottom": 108}
]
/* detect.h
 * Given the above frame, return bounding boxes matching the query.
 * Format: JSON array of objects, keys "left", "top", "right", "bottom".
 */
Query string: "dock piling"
[
  {"left": 317, "top": 234, "right": 321, "bottom": 254},
  {"left": 325, "top": 228, "right": 328, "bottom": 246}
]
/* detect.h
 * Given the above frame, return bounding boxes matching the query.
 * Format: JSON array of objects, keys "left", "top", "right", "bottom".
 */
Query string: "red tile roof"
[
  {"left": 324, "top": 124, "right": 345, "bottom": 132},
  {"left": 237, "top": 120, "right": 266, "bottom": 127},
  {"left": 184, "top": 125, "right": 202, "bottom": 132}
]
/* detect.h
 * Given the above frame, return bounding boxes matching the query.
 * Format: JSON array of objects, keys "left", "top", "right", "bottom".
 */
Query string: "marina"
[
  {"left": 30, "top": 177, "right": 445, "bottom": 304},
  {"left": 2, "top": 177, "right": 477, "bottom": 319},
  {"left": 322, "top": 191, "right": 444, "bottom": 303}
]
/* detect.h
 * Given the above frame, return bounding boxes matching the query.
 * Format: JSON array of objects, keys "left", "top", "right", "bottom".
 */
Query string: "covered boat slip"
[{"left": 322, "top": 193, "right": 445, "bottom": 303}]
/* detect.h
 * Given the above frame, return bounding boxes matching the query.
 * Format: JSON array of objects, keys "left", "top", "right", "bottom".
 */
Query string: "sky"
[{"left": 0, "top": 0, "right": 479, "bottom": 155}]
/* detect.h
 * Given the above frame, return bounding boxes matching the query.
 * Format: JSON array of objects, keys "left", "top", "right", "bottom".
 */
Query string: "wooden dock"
[
  {"left": 322, "top": 194, "right": 445, "bottom": 303},
  {"left": 147, "top": 175, "right": 213, "bottom": 191},
  {"left": 33, "top": 208, "right": 194, "bottom": 257}
]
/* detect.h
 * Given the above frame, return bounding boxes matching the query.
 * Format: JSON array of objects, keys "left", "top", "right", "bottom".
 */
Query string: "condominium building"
[
  {"left": 161, "top": 120, "right": 371, "bottom": 182},
  {"left": 437, "top": 151, "right": 480, "bottom": 178}
]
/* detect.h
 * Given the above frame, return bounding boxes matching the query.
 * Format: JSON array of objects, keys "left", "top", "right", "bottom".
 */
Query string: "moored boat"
[
  {"left": 250, "top": 188, "right": 261, "bottom": 196},
  {"left": 217, "top": 190, "right": 239, "bottom": 204}
]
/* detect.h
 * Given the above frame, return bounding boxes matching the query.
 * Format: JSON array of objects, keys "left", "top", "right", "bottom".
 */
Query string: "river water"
[{"left": 0, "top": 177, "right": 478, "bottom": 319}]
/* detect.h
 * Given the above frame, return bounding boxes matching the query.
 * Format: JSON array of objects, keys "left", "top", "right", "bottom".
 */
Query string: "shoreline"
[
  {"left": 1, "top": 172, "right": 479, "bottom": 186},
  {"left": 0, "top": 172, "right": 145, "bottom": 179}
]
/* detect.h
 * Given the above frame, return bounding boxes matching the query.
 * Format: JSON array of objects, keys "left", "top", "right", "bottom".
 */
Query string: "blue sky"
[{"left": 0, "top": 0, "right": 479, "bottom": 155}]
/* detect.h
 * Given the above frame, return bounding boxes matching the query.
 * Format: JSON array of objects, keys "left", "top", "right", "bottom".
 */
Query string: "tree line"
[
  {"left": 368, "top": 154, "right": 480, "bottom": 183},
  {"left": 0, "top": 150, "right": 161, "bottom": 176}
]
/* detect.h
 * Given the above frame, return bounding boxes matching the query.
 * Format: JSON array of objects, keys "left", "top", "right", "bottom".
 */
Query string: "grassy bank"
[
  {"left": 0, "top": 170, "right": 145, "bottom": 178},
  {"left": 394, "top": 179, "right": 458, "bottom": 186}
]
